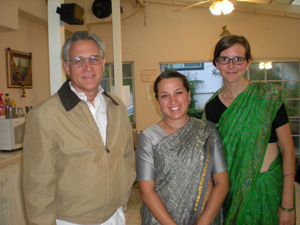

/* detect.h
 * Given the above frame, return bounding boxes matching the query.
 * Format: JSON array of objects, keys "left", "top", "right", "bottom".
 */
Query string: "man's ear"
[{"left": 63, "top": 62, "right": 71, "bottom": 77}]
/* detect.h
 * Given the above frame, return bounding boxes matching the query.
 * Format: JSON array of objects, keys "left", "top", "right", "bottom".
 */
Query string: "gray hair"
[{"left": 62, "top": 31, "right": 106, "bottom": 62}]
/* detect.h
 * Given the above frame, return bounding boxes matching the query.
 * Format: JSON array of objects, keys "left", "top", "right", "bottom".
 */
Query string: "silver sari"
[{"left": 140, "top": 118, "right": 223, "bottom": 225}]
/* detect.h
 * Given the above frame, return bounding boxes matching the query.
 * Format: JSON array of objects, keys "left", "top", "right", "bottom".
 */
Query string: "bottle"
[
  {"left": 4, "top": 93, "right": 10, "bottom": 106},
  {"left": 11, "top": 99, "right": 16, "bottom": 108},
  {"left": 9, "top": 99, "right": 17, "bottom": 119},
  {"left": 0, "top": 93, "right": 6, "bottom": 118}
]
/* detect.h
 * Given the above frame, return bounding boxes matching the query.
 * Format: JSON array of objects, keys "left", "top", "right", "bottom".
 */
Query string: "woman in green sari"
[
  {"left": 136, "top": 70, "right": 229, "bottom": 224},
  {"left": 202, "top": 35, "right": 295, "bottom": 225}
]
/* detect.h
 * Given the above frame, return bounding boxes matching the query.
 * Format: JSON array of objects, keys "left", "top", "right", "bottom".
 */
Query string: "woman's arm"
[
  {"left": 196, "top": 171, "right": 230, "bottom": 225},
  {"left": 138, "top": 180, "right": 177, "bottom": 225},
  {"left": 276, "top": 123, "right": 295, "bottom": 225},
  {"left": 136, "top": 130, "right": 176, "bottom": 224}
]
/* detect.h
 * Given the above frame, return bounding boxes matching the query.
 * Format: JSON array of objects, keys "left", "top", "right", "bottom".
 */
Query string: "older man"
[{"left": 23, "top": 31, "right": 136, "bottom": 225}]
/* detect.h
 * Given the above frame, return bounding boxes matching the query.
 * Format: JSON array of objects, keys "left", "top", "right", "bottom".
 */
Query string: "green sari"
[{"left": 203, "top": 82, "right": 286, "bottom": 224}]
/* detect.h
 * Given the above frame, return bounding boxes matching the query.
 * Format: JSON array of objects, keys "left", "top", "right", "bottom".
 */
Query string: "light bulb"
[
  {"left": 210, "top": 1, "right": 222, "bottom": 15},
  {"left": 259, "top": 62, "right": 265, "bottom": 69},
  {"left": 221, "top": 0, "right": 234, "bottom": 15},
  {"left": 265, "top": 62, "right": 272, "bottom": 69}
]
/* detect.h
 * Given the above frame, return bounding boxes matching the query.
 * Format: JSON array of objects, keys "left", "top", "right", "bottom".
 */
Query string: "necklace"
[
  {"left": 220, "top": 93, "right": 236, "bottom": 106},
  {"left": 221, "top": 93, "right": 237, "bottom": 98},
  {"left": 164, "top": 116, "right": 189, "bottom": 130},
  {"left": 221, "top": 89, "right": 239, "bottom": 99}
]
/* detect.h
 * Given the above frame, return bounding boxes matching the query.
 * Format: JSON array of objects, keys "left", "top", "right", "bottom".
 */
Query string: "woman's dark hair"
[
  {"left": 154, "top": 70, "right": 190, "bottom": 100},
  {"left": 213, "top": 35, "right": 252, "bottom": 66}
]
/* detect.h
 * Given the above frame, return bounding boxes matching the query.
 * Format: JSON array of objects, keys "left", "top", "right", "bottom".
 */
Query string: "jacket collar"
[{"left": 58, "top": 80, "right": 119, "bottom": 111}]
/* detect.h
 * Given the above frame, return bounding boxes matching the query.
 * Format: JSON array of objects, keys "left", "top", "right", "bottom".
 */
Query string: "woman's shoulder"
[
  {"left": 205, "top": 94, "right": 220, "bottom": 107},
  {"left": 250, "top": 82, "right": 287, "bottom": 103},
  {"left": 143, "top": 124, "right": 162, "bottom": 134},
  {"left": 252, "top": 82, "right": 284, "bottom": 94},
  {"left": 141, "top": 123, "right": 168, "bottom": 142}
]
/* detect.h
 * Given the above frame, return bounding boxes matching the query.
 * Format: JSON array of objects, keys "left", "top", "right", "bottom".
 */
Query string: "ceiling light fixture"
[{"left": 209, "top": 0, "right": 234, "bottom": 15}]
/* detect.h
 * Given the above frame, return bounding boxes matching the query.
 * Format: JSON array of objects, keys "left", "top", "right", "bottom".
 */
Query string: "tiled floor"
[
  {"left": 125, "top": 182, "right": 300, "bottom": 224},
  {"left": 125, "top": 183, "right": 143, "bottom": 225}
]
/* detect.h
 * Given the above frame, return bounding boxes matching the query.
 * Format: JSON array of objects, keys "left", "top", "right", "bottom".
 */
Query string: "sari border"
[{"left": 189, "top": 132, "right": 214, "bottom": 224}]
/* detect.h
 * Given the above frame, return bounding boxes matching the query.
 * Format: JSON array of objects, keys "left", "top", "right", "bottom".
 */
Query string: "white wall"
[{"left": 0, "top": 17, "right": 50, "bottom": 111}]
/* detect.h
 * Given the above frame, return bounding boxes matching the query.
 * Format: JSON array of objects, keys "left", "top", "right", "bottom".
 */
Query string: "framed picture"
[{"left": 6, "top": 48, "right": 32, "bottom": 88}]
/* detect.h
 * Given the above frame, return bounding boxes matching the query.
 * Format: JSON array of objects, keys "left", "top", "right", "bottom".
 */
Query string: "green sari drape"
[
  {"left": 203, "top": 82, "right": 286, "bottom": 224},
  {"left": 140, "top": 118, "right": 222, "bottom": 225}
]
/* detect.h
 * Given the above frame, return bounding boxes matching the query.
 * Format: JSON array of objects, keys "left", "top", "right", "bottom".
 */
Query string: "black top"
[{"left": 205, "top": 95, "right": 289, "bottom": 143}]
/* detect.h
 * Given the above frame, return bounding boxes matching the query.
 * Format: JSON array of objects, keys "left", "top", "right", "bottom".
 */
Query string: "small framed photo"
[
  {"left": 141, "top": 69, "right": 156, "bottom": 82},
  {"left": 6, "top": 48, "right": 32, "bottom": 88}
]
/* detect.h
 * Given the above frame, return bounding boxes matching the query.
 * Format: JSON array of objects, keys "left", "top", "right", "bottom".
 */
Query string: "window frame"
[{"left": 101, "top": 62, "right": 135, "bottom": 123}]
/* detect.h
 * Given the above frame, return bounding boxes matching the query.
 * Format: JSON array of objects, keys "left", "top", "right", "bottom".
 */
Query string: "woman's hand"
[
  {"left": 196, "top": 171, "right": 229, "bottom": 225},
  {"left": 138, "top": 180, "right": 177, "bottom": 225},
  {"left": 277, "top": 207, "right": 295, "bottom": 225}
]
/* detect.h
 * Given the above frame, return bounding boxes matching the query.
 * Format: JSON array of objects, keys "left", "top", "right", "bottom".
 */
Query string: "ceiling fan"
[{"left": 173, "top": 0, "right": 272, "bottom": 15}]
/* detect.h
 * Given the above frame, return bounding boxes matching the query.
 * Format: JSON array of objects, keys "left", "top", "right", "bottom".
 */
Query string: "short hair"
[
  {"left": 154, "top": 70, "right": 190, "bottom": 100},
  {"left": 213, "top": 35, "right": 252, "bottom": 66},
  {"left": 62, "top": 31, "right": 105, "bottom": 62}
]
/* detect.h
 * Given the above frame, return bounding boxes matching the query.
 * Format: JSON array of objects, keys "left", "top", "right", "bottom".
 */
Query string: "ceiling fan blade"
[
  {"left": 173, "top": 0, "right": 214, "bottom": 12},
  {"left": 236, "top": 0, "right": 273, "bottom": 4}
]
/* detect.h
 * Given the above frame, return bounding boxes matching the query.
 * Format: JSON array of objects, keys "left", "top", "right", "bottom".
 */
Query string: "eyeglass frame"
[
  {"left": 66, "top": 55, "right": 103, "bottom": 67},
  {"left": 217, "top": 56, "right": 248, "bottom": 65}
]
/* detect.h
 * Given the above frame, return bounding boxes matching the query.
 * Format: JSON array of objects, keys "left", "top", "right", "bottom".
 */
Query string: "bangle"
[
  {"left": 283, "top": 173, "right": 296, "bottom": 178},
  {"left": 279, "top": 205, "right": 295, "bottom": 212}
]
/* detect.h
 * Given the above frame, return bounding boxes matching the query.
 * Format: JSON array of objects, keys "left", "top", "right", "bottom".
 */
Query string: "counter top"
[{"left": 0, "top": 149, "right": 22, "bottom": 169}]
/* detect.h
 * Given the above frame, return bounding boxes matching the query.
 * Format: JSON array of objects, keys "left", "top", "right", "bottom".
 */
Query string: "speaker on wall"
[
  {"left": 92, "top": 0, "right": 112, "bottom": 19},
  {"left": 56, "top": 3, "right": 84, "bottom": 25}
]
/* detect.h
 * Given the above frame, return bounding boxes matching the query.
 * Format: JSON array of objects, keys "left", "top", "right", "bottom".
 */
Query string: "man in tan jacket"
[{"left": 23, "top": 31, "right": 136, "bottom": 225}]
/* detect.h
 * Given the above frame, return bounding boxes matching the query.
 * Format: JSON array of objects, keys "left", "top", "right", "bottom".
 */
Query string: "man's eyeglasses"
[
  {"left": 67, "top": 55, "right": 102, "bottom": 67},
  {"left": 217, "top": 56, "right": 247, "bottom": 65}
]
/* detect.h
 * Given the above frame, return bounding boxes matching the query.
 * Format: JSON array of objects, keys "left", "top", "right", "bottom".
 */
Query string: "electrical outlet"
[{"left": 30, "top": 93, "right": 34, "bottom": 102}]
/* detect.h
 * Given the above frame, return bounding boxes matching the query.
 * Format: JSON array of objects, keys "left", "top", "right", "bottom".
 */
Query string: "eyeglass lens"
[
  {"left": 71, "top": 55, "right": 101, "bottom": 67},
  {"left": 218, "top": 56, "right": 246, "bottom": 65}
]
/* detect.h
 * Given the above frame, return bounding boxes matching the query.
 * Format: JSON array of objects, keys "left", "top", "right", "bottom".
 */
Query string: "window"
[
  {"left": 161, "top": 63, "right": 204, "bottom": 71},
  {"left": 101, "top": 62, "right": 135, "bottom": 123}
]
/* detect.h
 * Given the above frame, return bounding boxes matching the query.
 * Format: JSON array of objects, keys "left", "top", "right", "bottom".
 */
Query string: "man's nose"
[{"left": 83, "top": 59, "right": 93, "bottom": 70}]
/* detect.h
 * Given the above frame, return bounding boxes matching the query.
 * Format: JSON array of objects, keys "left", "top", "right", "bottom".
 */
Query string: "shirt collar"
[
  {"left": 57, "top": 80, "right": 119, "bottom": 112},
  {"left": 69, "top": 81, "right": 104, "bottom": 102}
]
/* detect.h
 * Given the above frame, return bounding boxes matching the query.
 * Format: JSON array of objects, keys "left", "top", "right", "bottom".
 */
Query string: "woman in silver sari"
[{"left": 136, "top": 70, "right": 230, "bottom": 225}]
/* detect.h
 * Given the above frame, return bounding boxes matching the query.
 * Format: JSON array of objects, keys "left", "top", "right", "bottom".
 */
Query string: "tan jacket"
[{"left": 23, "top": 81, "right": 136, "bottom": 225}]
